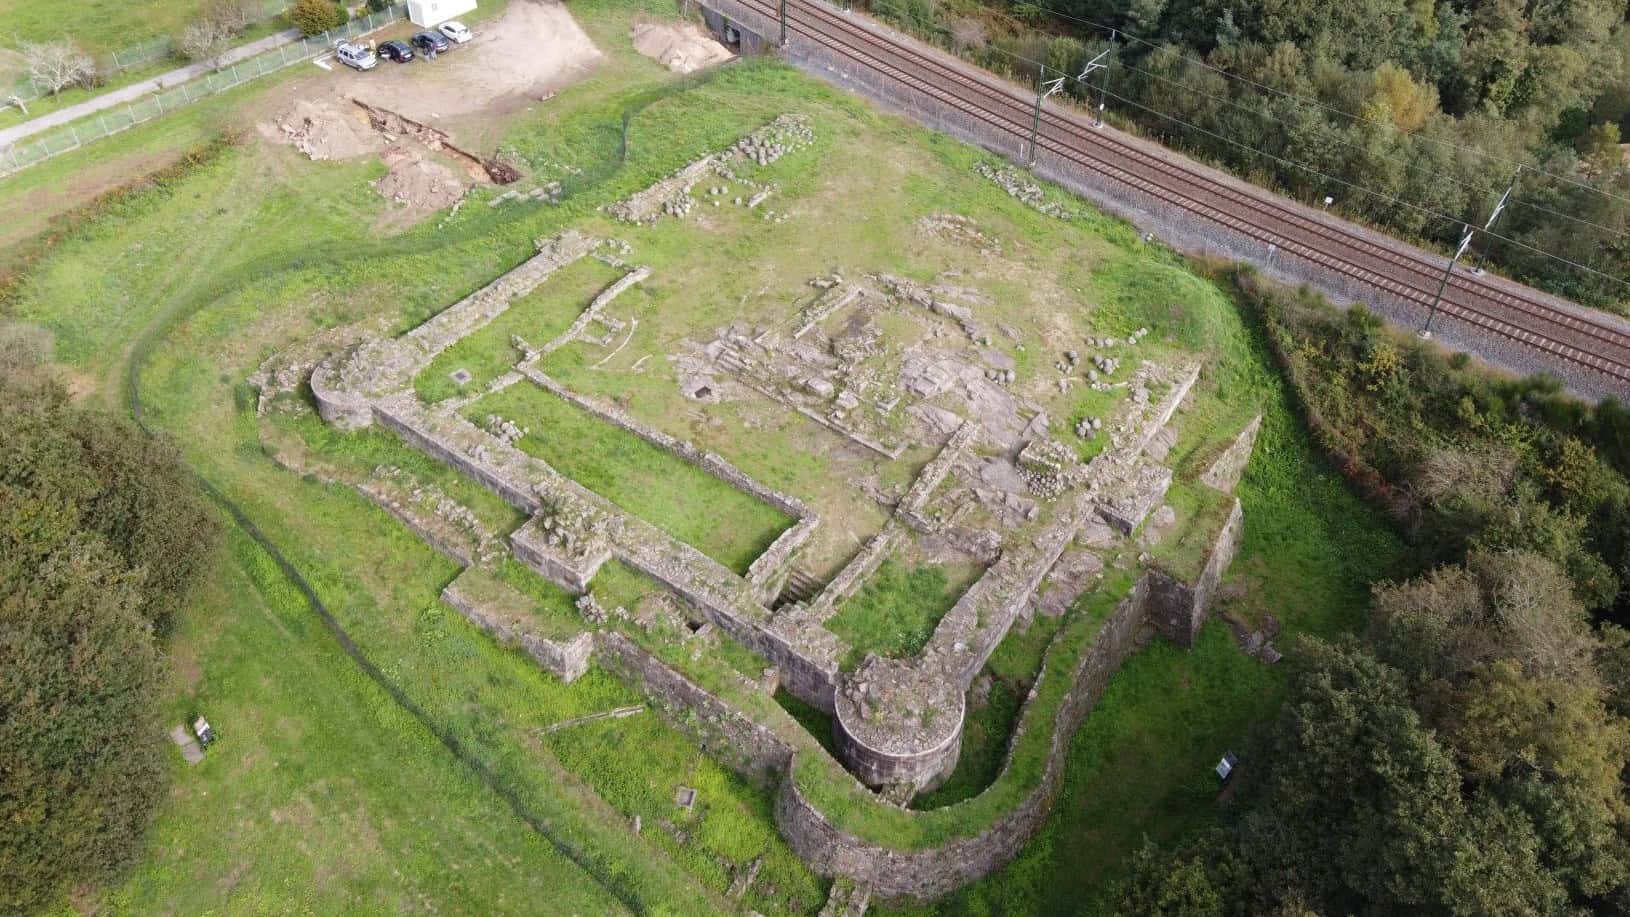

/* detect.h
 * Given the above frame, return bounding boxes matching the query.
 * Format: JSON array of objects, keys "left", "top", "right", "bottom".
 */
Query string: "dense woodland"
[
  {"left": 0, "top": 335, "right": 217, "bottom": 914},
  {"left": 870, "top": 0, "right": 1630, "bottom": 310},
  {"left": 1113, "top": 274, "right": 1630, "bottom": 915}
]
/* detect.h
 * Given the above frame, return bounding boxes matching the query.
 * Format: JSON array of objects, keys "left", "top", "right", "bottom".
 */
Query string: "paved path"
[{"left": 0, "top": 28, "right": 301, "bottom": 148}]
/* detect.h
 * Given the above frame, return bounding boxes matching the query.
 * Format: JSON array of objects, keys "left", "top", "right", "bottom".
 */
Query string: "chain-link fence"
[
  {"left": 1, "top": 6, "right": 407, "bottom": 178},
  {"left": 4, "top": 0, "right": 299, "bottom": 105}
]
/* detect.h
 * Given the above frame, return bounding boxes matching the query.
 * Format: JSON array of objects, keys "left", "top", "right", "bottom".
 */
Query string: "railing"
[
  {"left": 0, "top": 5, "right": 407, "bottom": 178},
  {"left": 4, "top": 0, "right": 295, "bottom": 104}
]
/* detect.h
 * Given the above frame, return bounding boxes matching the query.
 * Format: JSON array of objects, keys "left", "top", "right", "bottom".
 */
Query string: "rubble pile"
[{"left": 974, "top": 161, "right": 1078, "bottom": 219}]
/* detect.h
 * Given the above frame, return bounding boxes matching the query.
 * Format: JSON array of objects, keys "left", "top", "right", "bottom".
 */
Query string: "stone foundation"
[
  {"left": 440, "top": 574, "right": 593, "bottom": 683},
  {"left": 776, "top": 576, "right": 1152, "bottom": 900},
  {"left": 594, "top": 631, "right": 795, "bottom": 785},
  {"left": 1147, "top": 498, "right": 1244, "bottom": 648}
]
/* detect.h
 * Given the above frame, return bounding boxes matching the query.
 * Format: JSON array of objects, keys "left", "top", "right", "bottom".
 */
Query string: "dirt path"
[{"left": 0, "top": 28, "right": 302, "bottom": 149}]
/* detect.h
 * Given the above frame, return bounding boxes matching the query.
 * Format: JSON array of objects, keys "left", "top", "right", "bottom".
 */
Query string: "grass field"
[
  {"left": 1, "top": 0, "right": 1404, "bottom": 908},
  {"left": 0, "top": 0, "right": 220, "bottom": 53},
  {"left": 469, "top": 380, "right": 797, "bottom": 575},
  {"left": 825, "top": 559, "right": 982, "bottom": 668}
]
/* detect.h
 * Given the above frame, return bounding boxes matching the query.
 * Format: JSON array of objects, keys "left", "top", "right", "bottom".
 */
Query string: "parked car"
[
  {"left": 334, "top": 40, "right": 378, "bottom": 71},
  {"left": 411, "top": 30, "right": 451, "bottom": 54},
  {"left": 438, "top": 20, "right": 472, "bottom": 44},
  {"left": 377, "top": 39, "right": 415, "bottom": 63}
]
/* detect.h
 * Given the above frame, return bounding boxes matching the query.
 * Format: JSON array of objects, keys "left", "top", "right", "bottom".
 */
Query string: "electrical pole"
[
  {"left": 1470, "top": 164, "right": 1521, "bottom": 276},
  {"left": 780, "top": 0, "right": 788, "bottom": 47},
  {"left": 1423, "top": 222, "right": 1475, "bottom": 338},
  {"left": 1029, "top": 68, "right": 1065, "bottom": 165},
  {"left": 1080, "top": 31, "right": 1116, "bottom": 128}
]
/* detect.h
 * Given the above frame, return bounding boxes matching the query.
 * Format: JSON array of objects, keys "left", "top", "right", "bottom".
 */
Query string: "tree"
[
  {"left": 0, "top": 374, "right": 218, "bottom": 910},
  {"left": 1578, "top": 122, "right": 1624, "bottom": 173},
  {"left": 205, "top": 0, "right": 263, "bottom": 33},
  {"left": 1231, "top": 638, "right": 1468, "bottom": 910},
  {"left": 1369, "top": 551, "right": 1599, "bottom": 685},
  {"left": 289, "top": 0, "right": 345, "bottom": 36},
  {"left": 20, "top": 39, "right": 97, "bottom": 96},
  {"left": 176, "top": 17, "right": 232, "bottom": 68}
]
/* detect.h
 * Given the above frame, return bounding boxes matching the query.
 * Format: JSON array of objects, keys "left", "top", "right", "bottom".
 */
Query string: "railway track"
[{"left": 724, "top": 0, "right": 1630, "bottom": 389}]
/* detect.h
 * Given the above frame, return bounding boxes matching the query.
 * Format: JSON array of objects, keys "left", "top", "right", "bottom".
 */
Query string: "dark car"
[
  {"left": 377, "top": 39, "right": 414, "bottom": 63},
  {"left": 411, "top": 30, "right": 451, "bottom": 54}
]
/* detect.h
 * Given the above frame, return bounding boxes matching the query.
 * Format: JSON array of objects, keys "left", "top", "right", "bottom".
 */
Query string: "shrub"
[
  {"left": 0, "top": 375, "right": 219, "bottom": 909},
  {"left": 289, "top": 0, "right": 344, "bottom": 35}
]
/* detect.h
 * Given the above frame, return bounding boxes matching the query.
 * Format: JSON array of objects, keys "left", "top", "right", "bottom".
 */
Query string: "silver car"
[{"left": 335, "top": 41, "right": 378, "bottom": 71}]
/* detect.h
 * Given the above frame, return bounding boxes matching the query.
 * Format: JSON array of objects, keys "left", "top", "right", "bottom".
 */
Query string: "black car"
[
  {"left": 411, "top": 31, "right": 451, "bottom": 54},
  {"left": 377, "top": 39, "right": 414, "bottom": 63}
]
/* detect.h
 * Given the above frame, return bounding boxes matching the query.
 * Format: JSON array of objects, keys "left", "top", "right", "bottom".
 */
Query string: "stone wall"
[
  {"left": 511, "top": 515, "right": 610, "bottom": 593},
  {"left": 594, "top": 631, "right": 795, "bottom": 785},
  {"left": 373, "top": 401, "right": 543, "bottom": 513},
  {"left": 1200, "top": 415, "right": 1262, "bottom": 493},
  {"left": 1147, "top": 497, "right": 1243, "bottom": 648},
  {"left": 775, "top": 575, "right": 1152, "bottom": 900},
  {"left": 441, "top": 578, "right": 593, "bottom": 683},
  {"left": 521, "top": 367, "right": 811, "bottom": 519},
  {"left": 717, "top": 0, "right": 1625, "bottom": 402},
  {"left": 747, "top": 514, "right": 821, "bottom": 600}
]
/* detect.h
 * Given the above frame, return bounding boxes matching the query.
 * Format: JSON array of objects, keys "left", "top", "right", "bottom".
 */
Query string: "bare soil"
[
  {"left": 255, "top": 0, "right": 601, "bottom": 222},
  {"left": 630, "top": 19, "right": 733, "bottom": 74}
]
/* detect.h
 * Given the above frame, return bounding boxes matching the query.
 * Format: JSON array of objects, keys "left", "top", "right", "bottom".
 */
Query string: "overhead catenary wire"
[
  {"left": 1086, "top": 51, "right": 1630, "bottom": 240},
  {"left": 975, "top": 42, "right": 1630, "bottom": 289},
  {"left": 985, "top": 0, "right": 1630, "bottom": 209}
]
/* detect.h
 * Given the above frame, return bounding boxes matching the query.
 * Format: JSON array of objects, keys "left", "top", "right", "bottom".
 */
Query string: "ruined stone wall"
[
  {"left": 1147, "top": 498, "right": 1243, "bottom": 648},
  {"left": 694, "top": 0, "right": 1625, "bottom": 402},
  {"left": 510, "top": 518, "right": 609, "bottom": 593},
  {"left": 520, "top": 368, "right": 811, "bottom": 518},
  {"left": 594, "top": 631, "right": 795, "bottom": 785},
  {"left": 775, "top": 576, "right": 1151, "bottom": 900},
  {"left": 442, "top": 583, "right": 594, "bottom": 683},
  {"left": 372, "top": 403, "right": 543, "bottom": 513},
  {"left": 747, "top": 514, "right": 821, "bottom": 597}
]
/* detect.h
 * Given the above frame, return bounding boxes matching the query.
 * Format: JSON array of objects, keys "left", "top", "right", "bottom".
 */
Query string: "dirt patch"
[
  {"left": 260, "top": 99, "right": 383, "bottom": 161},
  {"left": 348, "top": 0, "right": 601, "bottom": 126},
  {"left": 631, "top": 19, "right": 734, "bottom": 74},
  {"left": 375, "top": 145, "right": 467, "bottom": 213},
  {"left": 249, "top": 0, "right": 597, "bottom": 223}
]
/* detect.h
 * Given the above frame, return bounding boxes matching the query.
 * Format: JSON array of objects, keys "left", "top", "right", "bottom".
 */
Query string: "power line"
[
  {"left": 976, "top": 43, "right": 1629, "bottom": 290},
  {"left": 991, "top": 0, "right": 1630, "bottom": 209},
  {"left": 1102, "top": 53, "right": 1629, "bottom": 240}
]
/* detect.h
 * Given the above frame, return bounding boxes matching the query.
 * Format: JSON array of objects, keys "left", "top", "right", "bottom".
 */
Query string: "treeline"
[
  {"left": 0, "top": 333, "right": 218, "bottom": 913},
  {"left": 1110, "top": 274, "right": 1630, "bottom": 914},
  {"left": 866, "top": 0, "right": 1630, "bottom": 310}
]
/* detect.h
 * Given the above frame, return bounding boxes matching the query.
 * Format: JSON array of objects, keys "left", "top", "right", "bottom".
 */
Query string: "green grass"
[
  {"left": 825, "top": 559, "right": 981, "bottom": 668},
  {"left": 4, "top": 0, "right": 1411, "bottom": 906},
  {"left": 1, "top": 0, "right": 218, "bottom": 53},
  {"left": 545, "top": 711, "right": 829, "bottom": 915},
  {"left": 414, "top": 256, "right": 626, "bottom": 404},
  {"left": 99, "top": 528, "right": 635, "bottom": 914},
  {"left": 913, "top": 612, "right": 1065, "bottom": 810},
  {"left": 469, "top": 381, "right": 796, "bottom": 576},
  {"left": 1146, "top": 479, "right": 1237, "bottom": 583}
]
